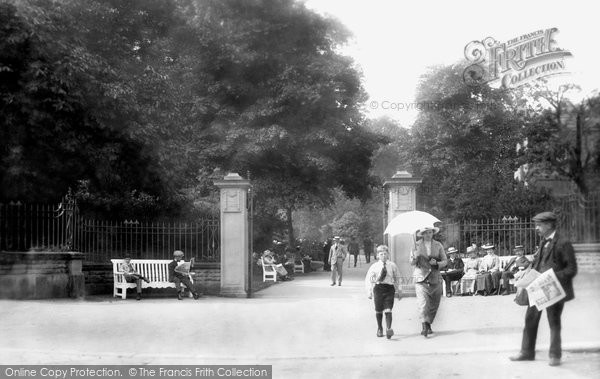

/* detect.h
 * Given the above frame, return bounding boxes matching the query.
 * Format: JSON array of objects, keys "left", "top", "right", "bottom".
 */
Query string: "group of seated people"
[
  {"left": 259, "top": 249, "right": 294, "bottom": 280},
  {"left": 256, "top": 247, "right": 316, "bottom": 281},
  {"left": 441, "top": 244, "right": 531, "bottom": 297}
]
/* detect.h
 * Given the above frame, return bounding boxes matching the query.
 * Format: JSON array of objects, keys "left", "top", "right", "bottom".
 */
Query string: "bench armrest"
[{"left": 114, "top": 271, "right": 127, "bottom": 283}]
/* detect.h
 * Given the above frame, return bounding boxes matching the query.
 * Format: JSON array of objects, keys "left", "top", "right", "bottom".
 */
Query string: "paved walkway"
[{"left": 1, "top": 264, "right": 599, "bottom": 378}]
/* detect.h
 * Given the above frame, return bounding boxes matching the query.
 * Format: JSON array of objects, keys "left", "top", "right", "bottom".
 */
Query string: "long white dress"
[{"left": 459, "top": 257, "right": 480, "bottom": 294}]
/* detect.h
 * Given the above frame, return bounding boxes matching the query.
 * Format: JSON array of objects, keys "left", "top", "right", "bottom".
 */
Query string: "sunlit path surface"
[{"left": 1, "top": 264, "right": 598, "bottom": 378}]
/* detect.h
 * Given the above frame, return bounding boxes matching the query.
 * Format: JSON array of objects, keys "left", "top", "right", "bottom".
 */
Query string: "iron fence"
[
  {"left": 0, "top": 197, "right": 220, "bottom": 263},
  {"left": 0, "top": 197, "right": 78, "bottom": 252},
  {"left": 75, "top": 218, "right": 220, "bottom": 263},
  {"left": 443, "top": 192, "right": 600, "bottom": 256},
  {"left": 442, "top": 218, "right": 538, "bottom": 256}
]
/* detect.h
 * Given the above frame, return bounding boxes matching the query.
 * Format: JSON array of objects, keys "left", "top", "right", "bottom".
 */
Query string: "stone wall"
[
  {"left": 192, "top": 263, "right": 221, "bottom": 295},
  {"left": 574, "top": 243, "right": 600, "bottom": 273},
  {"left": 0, "top": 251, "right": 85, "bottom": 299},
  {"left": 83, "top": 263, "right": 113, "bottom": 295}
]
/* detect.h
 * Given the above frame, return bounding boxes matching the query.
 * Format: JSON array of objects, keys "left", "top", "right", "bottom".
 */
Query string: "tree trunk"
[
  {"left": 572, "top": 112, "right": 588, "bottom": 196},
  {"left": 285, "top": 206, "right": 295, "bottom": 249}
]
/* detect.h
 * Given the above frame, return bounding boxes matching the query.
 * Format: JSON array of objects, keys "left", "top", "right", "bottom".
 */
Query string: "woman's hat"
[
  {"left": 482, "top": 243, "right": 495, "bottom": 250},
  {"left": 416, "top": 226, "right": 440, "bottom": 237},
  {"left": 173, "top": 250, "right": 184, "bottom": 257},
  {"left": 263, "top": 249, "right": 273, "bottom": 255},
  {"left": 447, "top": 247, "right": 458, "bottom": 254},
  {"left": 466, "top": 246, "right": 476, "bottom": 254}
]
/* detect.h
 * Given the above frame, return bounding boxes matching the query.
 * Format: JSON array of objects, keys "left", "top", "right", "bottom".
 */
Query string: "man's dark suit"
[
  {"left": 520, "top": 232, "right": 577, "bottom": 359},
  {"left": 441, "top": 257, "right": 464, "bottom": 294},
  {"left": 168, "top": 260, "right": 196, "bottom": 295},
  {"left": 496, "top": 255, "right": 531, "bottom": 293}
]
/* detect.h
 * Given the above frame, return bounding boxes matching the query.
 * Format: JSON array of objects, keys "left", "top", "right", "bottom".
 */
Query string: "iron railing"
[
  {"left": 442, "top": 218, "right": 538, "bottom": 256},
  {"left": 75, "top": 218, "right": 220, "bottom": 263},
  {"left": 443, "top": 192, "right": 600, "bottom": 256},
  {"left": 0, "top": 198, "right": 220, "bottom": 263},
  {"left": 0, "top": 195, "right": 78, "bottom": 252}
]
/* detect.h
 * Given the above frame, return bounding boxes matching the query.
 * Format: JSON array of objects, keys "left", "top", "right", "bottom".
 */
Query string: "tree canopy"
[
  {"left": 408, "top": 64, "right": 552, "bottom": 219},
  {"left": 1, "top": 0, "right": 382, "bottom": 228},
  {"left": 518, "top": 82, "right": 600, "bottom": 196}
]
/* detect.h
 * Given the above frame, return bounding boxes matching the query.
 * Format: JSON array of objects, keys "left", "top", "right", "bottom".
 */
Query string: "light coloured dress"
[
  {"left": 410, "top": 239, "right": 447, "bottom": 324},
  {"left": 459, "top": 257, "right": 480, "bottom": 294},
  {"left": 475, "top": 253, "right": 500, "bottom": 294}
]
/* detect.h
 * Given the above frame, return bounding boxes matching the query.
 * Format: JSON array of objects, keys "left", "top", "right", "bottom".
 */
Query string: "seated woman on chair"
[
  {"left": 459, "top": 246, "right": 479, "bottom": 295},
  {"left": 475, "top": 243, "right": 500, "bottom": 296}
]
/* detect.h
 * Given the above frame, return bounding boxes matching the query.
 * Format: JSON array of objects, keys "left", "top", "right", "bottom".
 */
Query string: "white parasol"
[{"left": 384, "top": 210, "right": 441, "bottom": 236}]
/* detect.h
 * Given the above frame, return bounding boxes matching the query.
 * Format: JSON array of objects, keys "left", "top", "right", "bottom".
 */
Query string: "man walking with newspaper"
[{"left": 509, "top": 211, "right": 578, "bottom": 367}]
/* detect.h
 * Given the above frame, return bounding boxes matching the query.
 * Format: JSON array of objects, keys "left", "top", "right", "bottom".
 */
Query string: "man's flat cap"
[{"left": 532, "top": 211, "right": 557, "bottom": 222}]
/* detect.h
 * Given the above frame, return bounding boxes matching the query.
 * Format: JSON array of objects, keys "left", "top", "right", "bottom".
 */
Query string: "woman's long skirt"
[{"left": 415, "top": 280, "right": 443, "bottom": 324}]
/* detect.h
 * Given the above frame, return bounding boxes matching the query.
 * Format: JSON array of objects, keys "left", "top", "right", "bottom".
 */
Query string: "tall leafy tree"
[
  {"left": 1, "top": 0, "right": 383, "bottom": 232},
  {"left": 367, "top": 116, "right": 410, "bottom": 179},
  {"left": 519, "top": 82, "right": 600, "bottom": 196},
  {"left": 410, "top": 64, "right": 550, "bottom": 219},
  {"left": 179, "top": 0, "right": 382, "bottom": 245},
  {"left": 0, "top": 0, "right": 186, "bottom": 218}
]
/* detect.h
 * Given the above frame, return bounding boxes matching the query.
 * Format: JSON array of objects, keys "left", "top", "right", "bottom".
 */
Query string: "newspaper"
[
  {"left": 526, "top": 268, "right": 566, "bottom": 310},
  {"left": 174, "top": 261, "right": 191, "bottom": 274},
  {"left": 514, "top": 268, "right": 540, "bottom": 288}
]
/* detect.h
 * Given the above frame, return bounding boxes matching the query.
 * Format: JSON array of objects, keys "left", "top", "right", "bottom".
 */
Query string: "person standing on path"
[
  {"left": 509, "top": 211, "right": 577, "bottom": 367},
  {"left": 365, "top": 245, "right": 400, "bottom": 339},
  {"left": 348, "top": 236, "right": 360, "bottom": 267},
  {"left": 363, "top": 236, "right": 373, "bottom": 263},
  {"left": 328, "top": 236, "right": 348, "bottom": 286},
  {"left": 323, "top": 238, "right": 332, "bottom": 272},
  {"left": 410, "top": 226, "right": 447, "bottom": 337}
]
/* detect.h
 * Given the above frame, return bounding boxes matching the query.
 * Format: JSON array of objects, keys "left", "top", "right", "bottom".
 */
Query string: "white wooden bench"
[
  {"left": 111, "top": 259, "right": 194, "bottom": 299},
  {"left": 260, "top": 259, "right": 277, "bottom": 282},
  {"left": 293, "top": 260, "right": 305, "bottom": 273}
]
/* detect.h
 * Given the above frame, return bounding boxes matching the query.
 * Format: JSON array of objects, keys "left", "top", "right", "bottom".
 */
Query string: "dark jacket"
[
  {"left": 168, "top": 260, "right": 186, "bottom": 282},
  {"left": 504, "top": 255, "right": 531, "bottom": 273},
  {"left": 410, "top": 239, "right": 447, "bottom": 283},
  {"left": 531, "top": 232, "right": 577, "bottom": 301},
  {"left": 445, "top": 257, "right": 464, "bottom": 272}
]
